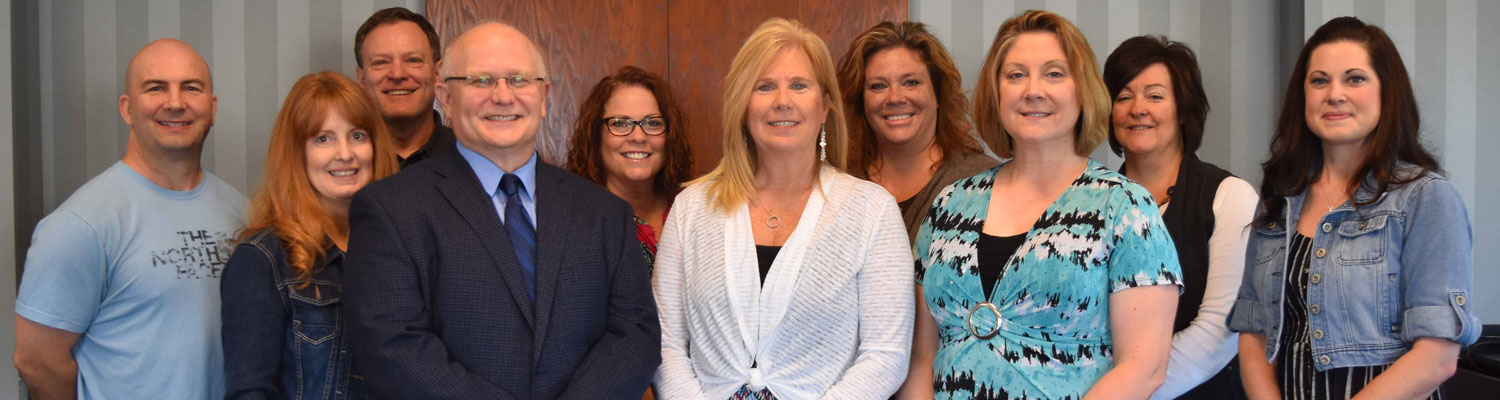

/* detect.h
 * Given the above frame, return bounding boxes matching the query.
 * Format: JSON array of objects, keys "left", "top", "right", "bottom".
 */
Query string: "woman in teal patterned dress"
[{"left": 910, "top": 10, "right": 1183, "bottom": 399}]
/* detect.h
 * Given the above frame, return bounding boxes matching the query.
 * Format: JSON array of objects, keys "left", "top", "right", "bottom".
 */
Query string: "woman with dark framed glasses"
[{"left": 565, "top": 65, "right": 695, "bottom": 269}]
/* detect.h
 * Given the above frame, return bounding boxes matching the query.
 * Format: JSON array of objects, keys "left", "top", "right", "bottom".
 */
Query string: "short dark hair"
[
  {"left": 354, "top": 7, "right": 441, "bottom": 68},
  {"left": 564, "top": 66, "right": 695, "bottom": 199},
  {"left": 1103, "top": 35, "right": 1210, "bottom": 156},
  {"left": 1254, "top": 16, "right": 1438, "bottom": 228}
]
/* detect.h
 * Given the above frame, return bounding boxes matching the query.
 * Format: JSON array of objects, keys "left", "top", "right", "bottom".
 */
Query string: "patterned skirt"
[{"left": 730, "top": 385, "right": 776, "bottom": 400}]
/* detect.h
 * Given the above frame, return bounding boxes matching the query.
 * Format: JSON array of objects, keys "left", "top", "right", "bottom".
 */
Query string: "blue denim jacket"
[
  {"left": 1228, "top": 166, "right": 1481, "bottom": 370},
  {"left": 223, "top": 229, "right": 364, "bottom": 399}
]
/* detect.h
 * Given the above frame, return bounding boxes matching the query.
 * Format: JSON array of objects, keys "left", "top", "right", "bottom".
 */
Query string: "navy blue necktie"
[{"left": 499, "top": 174, "right": 536, "bottom": 300}]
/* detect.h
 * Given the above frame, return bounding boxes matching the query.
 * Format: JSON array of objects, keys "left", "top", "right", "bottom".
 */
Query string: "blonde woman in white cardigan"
[{"left": 653, "top": 18, "right": 914, "bottom": 400}]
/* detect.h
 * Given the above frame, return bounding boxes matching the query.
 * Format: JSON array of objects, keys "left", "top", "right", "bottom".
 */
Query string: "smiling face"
[
  {"left": 1304, "top": 41, "right": 1381, "bottom": 147},
  {"left": 119, "top": 40, "right": 218, "bottom": 156},
  {"left": 436, "top": 24, "right": 550, "bottom": 163},
  {"left": 745, "top": 47, "right": 829, "bottom": 161},
  {"left": 305, "top": 108, "right": 375, "bottom": 210},
  {"left": 1111, "top": 63, "right": 1182, "bottom": 158},
  {"left": 997, "top": 32, "right": 1080, "bottom": 147},
  {"left": 863, "top": 47, "right": 939, "bottom": 150},
  {"left": 599, "top": 85, "right": 667, "bottom": 192},
  {"left": 356, "top": 21, "right": 438, "bottom": 122}
]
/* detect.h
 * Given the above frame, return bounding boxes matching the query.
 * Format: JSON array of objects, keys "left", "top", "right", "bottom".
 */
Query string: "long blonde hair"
[
  {"left": 973, "top": 10, "right": 1110, "bottom": 158},
  {"left": 691, "top": 18, "right": 848, "bottom": 211},
  {"left": 240, "top": 71, "right": 399, "bottom": 284}
]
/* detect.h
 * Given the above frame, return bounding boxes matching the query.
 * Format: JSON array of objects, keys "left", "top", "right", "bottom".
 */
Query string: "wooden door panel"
[
  {"left": 669, "top": 0, "right": 907, "bottom": 171},
  {"left": 427, "top": 0, "right": 670, "bottom": 166},
  {"left": 428, "top": 0, "right": 906, "bottom": 173},
  {"left": 665, "top": 0, "right": 800, "bottom": 172}
]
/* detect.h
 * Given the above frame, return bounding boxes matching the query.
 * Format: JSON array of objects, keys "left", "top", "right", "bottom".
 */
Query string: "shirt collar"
[{"left": 455, "top": 141, "right": 538, "bottom": 200}]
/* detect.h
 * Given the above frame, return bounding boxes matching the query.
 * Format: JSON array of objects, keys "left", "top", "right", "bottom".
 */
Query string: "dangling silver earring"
[{"left": 818, "top": 123, "right": 827, "bottom": 162}]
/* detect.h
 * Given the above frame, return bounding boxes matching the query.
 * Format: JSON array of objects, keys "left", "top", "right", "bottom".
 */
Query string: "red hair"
[{"left": 240, "top": 71, "right": 399, "bottom": 284}]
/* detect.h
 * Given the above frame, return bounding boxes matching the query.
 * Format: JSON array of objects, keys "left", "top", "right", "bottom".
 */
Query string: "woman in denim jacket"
[
  {"left": 1230, "top": 17, "right": 1481, "bottom": 400},
  {"left": 222, "top": 71, "right": 399, "bottom": 399}
]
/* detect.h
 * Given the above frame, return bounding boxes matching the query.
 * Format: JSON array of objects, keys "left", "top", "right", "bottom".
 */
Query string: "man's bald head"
[
  {"left": 125, "top": 38, "right": 213, "bottom": 94},
  {"left": 439, "top": 22, "right": 547, "bottom": 79},
  {"left": 118, "top": 38, "right": 218, "bottom": 160},
  {"left": 433, "top": 21, "right": 551, "bottom": 171}
]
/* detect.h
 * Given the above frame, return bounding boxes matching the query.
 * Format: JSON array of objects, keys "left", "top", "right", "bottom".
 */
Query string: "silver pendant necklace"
[{"left": 765, "top": 215, "right": 781, "bottom": 229}]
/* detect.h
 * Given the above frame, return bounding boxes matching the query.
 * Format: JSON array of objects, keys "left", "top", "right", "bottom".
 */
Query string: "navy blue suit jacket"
[{"left": 345, "top": 150, "right": 660, "bottom": 399}]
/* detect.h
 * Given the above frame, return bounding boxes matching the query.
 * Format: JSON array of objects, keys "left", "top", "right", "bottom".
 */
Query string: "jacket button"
[
  {"left": 1321, "top": 223, "right": 1333, "bottom": 233},
  {"left": 1312, "top": 329, "right": 1324, "bottom": 339},
  {"left": 1310, "top": 304, "right": 1320, "bottom": 314},
  {"left": 1359, "top": 221, "right": 1368, "bottom": 229},
  {"left": 1391, "top": 324, "right": 1400, "bottom": 332},
  {"left": 1456, "top": 294, "right": 1467, "bottom": 306},
  {"left": 1319, "top": 355, "right": 1331, "bottom": 365},
  {"left": 1315, "top": 248, "right": 1327, "bottom": 258},
  {"left": 1309, "top": 274, "right": 1321, "bottom": 284},
  {"left": 1268, "top": 222, "right": 1277, "bottom": 229}
]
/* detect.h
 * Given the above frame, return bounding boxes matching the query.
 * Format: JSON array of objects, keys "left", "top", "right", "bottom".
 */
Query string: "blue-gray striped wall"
[
  {"left": 21, "top": 0, "right": 425, "bottom": 209},
  {"left": 1, "top": 0, "right": 16, "bottom": 396},
  {"left": 910, "top": 0, "right": 1499, "bottom": 323}
]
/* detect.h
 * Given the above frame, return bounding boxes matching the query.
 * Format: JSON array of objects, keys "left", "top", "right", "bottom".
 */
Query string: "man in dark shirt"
[{"left": 353, "top": 7, "right": 454, "bottom": 167}]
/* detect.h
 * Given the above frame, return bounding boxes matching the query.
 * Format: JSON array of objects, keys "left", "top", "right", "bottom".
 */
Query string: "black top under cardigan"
[{"left": 1122, "top": 153, "right": 1232, "bottom": 332}]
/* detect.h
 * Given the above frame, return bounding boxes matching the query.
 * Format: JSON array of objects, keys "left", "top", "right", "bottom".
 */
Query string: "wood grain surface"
[{"left": 428, "top": 0, "right": 905, "bottom": 173}]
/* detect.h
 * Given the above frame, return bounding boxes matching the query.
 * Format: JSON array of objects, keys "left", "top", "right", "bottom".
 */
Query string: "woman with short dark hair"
[
  {"left": 1231, "top": 17, "right": 1480, "bottom": 400},
  {"left": 1103, "top": 35, "right": 1259, "bottom": 399}
]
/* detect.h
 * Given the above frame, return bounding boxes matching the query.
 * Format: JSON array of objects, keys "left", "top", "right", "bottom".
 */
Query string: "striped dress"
[{"left": 1276, "top": 233, "right": 1442, "bottom": 400}]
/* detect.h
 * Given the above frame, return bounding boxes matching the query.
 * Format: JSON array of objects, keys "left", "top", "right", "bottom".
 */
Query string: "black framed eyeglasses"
[
  {"left": 442, "top": 74, "right": 546, "bottom": 91},
  {"left": 602, "top": 116, "right": 668, "bottom": 136}
]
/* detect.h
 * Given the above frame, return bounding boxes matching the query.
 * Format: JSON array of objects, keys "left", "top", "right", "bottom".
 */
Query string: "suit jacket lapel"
[
  {"left": 529, "top": 164, "right": 572, "bottom": 366},
  {"left": 432, "top": 152, "right": 535, "bottom": 327}
]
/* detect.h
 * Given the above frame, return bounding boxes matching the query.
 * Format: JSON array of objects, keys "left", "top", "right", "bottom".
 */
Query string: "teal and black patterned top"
[{"left": 914, "top": 160, "right": 1183, "bottom": 400}]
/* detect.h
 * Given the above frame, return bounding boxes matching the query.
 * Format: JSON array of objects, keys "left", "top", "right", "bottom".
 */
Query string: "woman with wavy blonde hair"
[
  {"left": 221, "top": 71, "right": 398, "bottom": 399},
  {"left": 912, "top": 10, "right": 1182, "bottom": 399},
  {"left": 654, "top": 18, "right": 913, "bottom": 399}
]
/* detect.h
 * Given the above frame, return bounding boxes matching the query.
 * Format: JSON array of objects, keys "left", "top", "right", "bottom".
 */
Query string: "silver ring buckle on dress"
[{"left": 966, "top": 302, "right": 1001, "bottom": 340}]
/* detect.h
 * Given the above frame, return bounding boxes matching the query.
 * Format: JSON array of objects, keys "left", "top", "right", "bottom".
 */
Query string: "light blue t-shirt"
[{"left": 17, "top": 161, "right": 247, "bottom": 399}]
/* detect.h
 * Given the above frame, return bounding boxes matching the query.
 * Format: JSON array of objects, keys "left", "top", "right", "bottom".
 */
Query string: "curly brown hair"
[
  {"left": 564, "top": 66, "right": 694, "bottom": 199},
  {"left": 837, "top": 21, "right": 985, "bottom": 179}
]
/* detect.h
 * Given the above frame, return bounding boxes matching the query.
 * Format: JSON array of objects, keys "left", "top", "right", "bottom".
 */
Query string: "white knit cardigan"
[{"left": 654, "top": 167, "right": 914, "bottom": 400}]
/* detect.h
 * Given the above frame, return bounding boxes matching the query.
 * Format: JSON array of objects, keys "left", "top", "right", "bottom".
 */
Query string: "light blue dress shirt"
[{"left": 456, "top": 142, "right": 537, "bottom": 228}]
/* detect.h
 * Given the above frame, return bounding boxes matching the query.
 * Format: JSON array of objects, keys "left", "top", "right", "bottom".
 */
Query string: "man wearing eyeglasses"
[
  {"left": 353, "top": 7, "right": 455, "bottom": 168},
  {"left": 344, "top": 22, "right": 661, "bottom": 399}
]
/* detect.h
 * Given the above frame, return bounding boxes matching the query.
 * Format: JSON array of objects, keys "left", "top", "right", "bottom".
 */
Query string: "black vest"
[{"left": 1124, "top": 154, "right": 1233, "bottom": 333}]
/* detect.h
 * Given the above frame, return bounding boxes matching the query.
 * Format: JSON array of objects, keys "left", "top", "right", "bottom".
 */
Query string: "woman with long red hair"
[{"left": 221, "top": 71, "right": 399, "bottom": 399}]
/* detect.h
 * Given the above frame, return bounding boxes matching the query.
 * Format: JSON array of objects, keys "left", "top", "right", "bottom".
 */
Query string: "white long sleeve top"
[
  {"left": 654, "top": 167, "right": 915, "bottom": 400},
  {"left": 1151, "top": 176, "right": 1259, "bottom": 399}
]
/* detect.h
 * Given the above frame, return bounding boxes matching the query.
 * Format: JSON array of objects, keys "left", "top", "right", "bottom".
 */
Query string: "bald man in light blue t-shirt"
[{"left": 13, "top": 38, "right": 247, "bottom": 400}]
